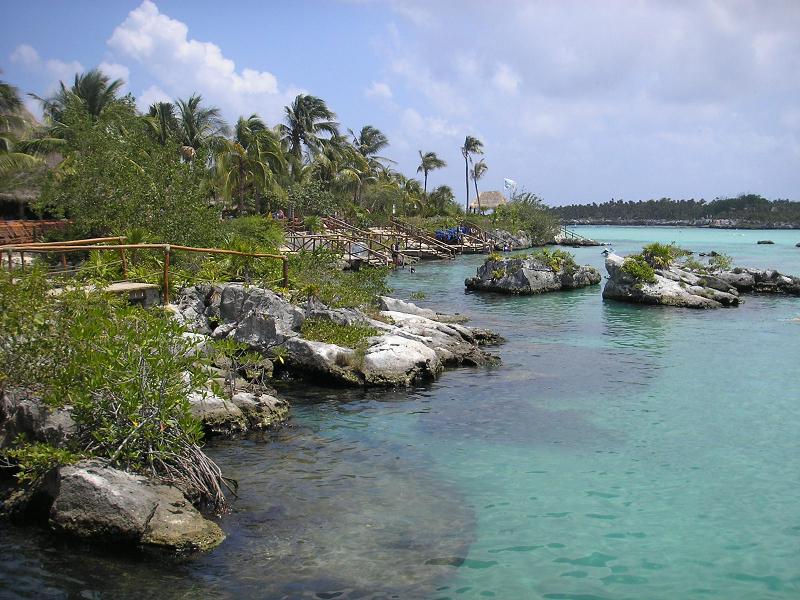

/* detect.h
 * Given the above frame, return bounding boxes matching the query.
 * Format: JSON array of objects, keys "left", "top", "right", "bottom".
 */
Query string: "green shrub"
[
  {"left": 641, "top": 242, "right": 687, "bottom": 269},
  {"left": 289, "top": 250, "right": 390, "bottom": 309},
  {"left": 491, "top": 268, "right": 506, "bottom": 279},
  {"left": 485, "top": 252, "right": 503, "bottom": 262},
  {"left": 682, "top": 257, "right": 705, "bottom": 272},
  {"left": 219, "top": 216, "right": 285, "bottom": 252},
  {"left": 0, "top": 269, "right": 230, "bottom": 510},
  {"left": 530, "top": 248, "right": 577, "bottom": 273},
  {"left": 708, "top": 253, "right": 733, "bottom": 271},
  {"left": 3, "top": 439, "right": 83, "bottom": 484},
  {"left": 300, "top": 317, "right": 379, "bottom": 349},
  {"left": 410, "top": 291, "right": 426, "bottom": 300},
  {"left": 621, "top": 254, "right": 657, "bottom": 283}
]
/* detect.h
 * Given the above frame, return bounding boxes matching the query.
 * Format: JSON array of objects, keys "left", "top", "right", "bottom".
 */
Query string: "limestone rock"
[
  {"left": 0, "top": 390, "right": 75, "bottom": 450},
  {"left": 465, "top": 256, "right": 601, "bottom": 295},
  {"left": 602, "top": 253, "right": 739, "bottom": 309},
  {"left": 49, "top": 460, "right": 224, "bottom": 552}
]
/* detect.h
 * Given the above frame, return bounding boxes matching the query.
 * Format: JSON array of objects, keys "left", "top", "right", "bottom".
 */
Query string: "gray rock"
[
  {"left": 173, "top": 285, "right": 500, "bottom": 388},
  {"left": 187, "top": 390, "right": 251, "bottom": 435},
  {"left": 230, "top": 392, "right": 289, "bottom": 429},
  {"left": 48, "top": 459, "right": 224, "bottom": 552},
  {"left": 0, "top": 390, "right": 75, "bottom": 450},
  {"left": 378, "top": 296, "right": 468, "bottom": 323},
  {"left": 602, "top": 253, "right": 739, "bottom": 309},
  {"left": 465, "top": 257, "right": 601, "bottom": 294},
  {"left": 757, "top": 240, "right": 775, "bottom": 244}
]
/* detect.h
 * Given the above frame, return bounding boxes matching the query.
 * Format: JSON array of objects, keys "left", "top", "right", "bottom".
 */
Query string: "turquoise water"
[{"left": 2, "top": 226, "right": 800, "bottom": 599}]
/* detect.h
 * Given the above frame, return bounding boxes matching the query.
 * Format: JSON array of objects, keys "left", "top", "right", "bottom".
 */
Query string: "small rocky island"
[
  {"left": 465, "top": 250, "right": 601, "bottom": 294},
  {"left": 603, "top": 244, "right": 800, "bottom": 308}
]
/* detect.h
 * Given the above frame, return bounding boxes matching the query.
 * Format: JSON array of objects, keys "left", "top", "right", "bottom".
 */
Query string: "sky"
[{"left": 1, "top": 0, "right": 799, "bottom": 205}]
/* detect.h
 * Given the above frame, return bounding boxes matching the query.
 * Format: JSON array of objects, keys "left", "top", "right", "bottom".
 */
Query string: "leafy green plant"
[
  {"left": 621, "top": 254, "right": 657, "bottom": 283},
  {"left": 289, "top": 250, "right": 390, "bottom": 309},
  {"left": 530, "top": 248, "right": 577, "bottom": 273},
  {"left": 2, "top": 439, "right": 83, "bottom": 484},
  {"left": 0, "top": 269, "right": 231, "bottom": 510},
  {"left": 708, "top": 253, "right": 733, "bottom": 271},
  {"left": 641, "top": 242, "right": 687, "bottom": 269},
  {"left": 300, "top": 317, "right": 379, "bottom": 348},
  {"left": 491, "top": 268, "right": 506, "bottom": 279},
  {"left": 486, "top": 252, "right": 503, "bottom": 262},
  {"left": 410, "top": 291, "right": 426, "bottom": 300},
  {"left": 682, "top": 257, "right": 705, "bottom": 272}
]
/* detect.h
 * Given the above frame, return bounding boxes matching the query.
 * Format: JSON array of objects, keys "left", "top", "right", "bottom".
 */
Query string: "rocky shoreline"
[{"left": 1, "top": 289, "right": 502, "bottom": 552}]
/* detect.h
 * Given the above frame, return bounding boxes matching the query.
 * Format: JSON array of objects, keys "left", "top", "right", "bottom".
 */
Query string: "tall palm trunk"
[
  {"left": 464, "top": 155, "right": 470, "bottom": 213},
  {"left": 237, "top": 158, "right": 245, "bottom": 216},
  {"left": 423, "top": 170, "right": 428, "bottom": 195},
  {"left": 474, "top": 178, "right": 482, "bottom": 213}
]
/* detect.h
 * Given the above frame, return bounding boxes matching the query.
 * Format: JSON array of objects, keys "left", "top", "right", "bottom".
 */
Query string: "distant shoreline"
[{"left": 564, "top": 220, "right": 800, "bottom": 230}]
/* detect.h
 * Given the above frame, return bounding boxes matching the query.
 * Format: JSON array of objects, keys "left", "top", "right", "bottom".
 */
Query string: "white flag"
[{"left": 504, "top": 178, "right": 517, "bottom": 191}]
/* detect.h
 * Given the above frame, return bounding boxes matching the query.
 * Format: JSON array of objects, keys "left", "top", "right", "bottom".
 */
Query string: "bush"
[
  {"left": 219, "top": 216, "right": 285, "bottom": 252},
  {"left": 530, "top": 248, "right": 577, "bottom": 273},
  {"left": 621, "top": 254, "right": 657, "bottom": 283},
  {"left": 0, "top": 269, "right": 231, "bottom": 510},
  {"left": 641, "top": 242, "right": 687, "bottom": 269},
  {"left": 289, "top": 250, "right": 390, "bottom": 309},
  {"left": 708, "top": 253, "right": 733, "bottom": 271},
  {"left": 300, "top": 317, "right": 379, "bottom": 349}
]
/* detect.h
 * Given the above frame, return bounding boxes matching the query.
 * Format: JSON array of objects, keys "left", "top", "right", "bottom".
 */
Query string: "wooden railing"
[{"left": 2, "top": 239, "right": 288, "bottom": 304}]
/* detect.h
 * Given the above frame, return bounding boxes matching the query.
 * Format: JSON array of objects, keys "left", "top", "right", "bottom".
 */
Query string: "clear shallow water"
[{"left": 2, "top": 226, "right": 800, "bottom": 599}]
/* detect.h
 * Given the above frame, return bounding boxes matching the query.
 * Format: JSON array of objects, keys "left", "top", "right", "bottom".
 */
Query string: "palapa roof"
[{"left": 469, "top": 191, "right": 508, "bottom": 210}]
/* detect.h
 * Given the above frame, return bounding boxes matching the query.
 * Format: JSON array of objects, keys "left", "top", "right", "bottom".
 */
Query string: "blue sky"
[{"left": 2, "top": 0, "right": 799, "bottom": 205}]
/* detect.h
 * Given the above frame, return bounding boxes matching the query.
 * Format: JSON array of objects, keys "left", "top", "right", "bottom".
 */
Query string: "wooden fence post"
[
  {"left": 282, "top": 257, "right": 289, "bottom": 287},
  {"left": 118, "top": 237, "right": 128, "bottom": 279},
  {"left": 163, "top": 244, "right": 170, "bottom": 305}
]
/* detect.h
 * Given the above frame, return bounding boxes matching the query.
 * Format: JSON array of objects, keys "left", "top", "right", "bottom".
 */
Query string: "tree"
[
  {"left": 349, "top": 125, "right": 392, "bottom": 175},
  {"left": 217, "top": 114, "right": 286, "bottom": 216},
  {"left": 37, "top": 69, "right": 125, "bottom": 124},
  {"left": 175, "top": 93, "right": 228, "bottom": 151},
  {"left": 461, "top": 135, "right": 483, "bottom": 212},
  {"left": 416, "top": 150, "right": 446, "bottom": 195},
  {"left": 144, "top": 102, "right": 179, "bottom": 146},
  {"left": 279, "top": 94, "right": 339, "bottom": 173},
  {"left": 0, "top": 79, "right": 41, "bottom": 177},
  {"left": 471, "top": 158, "right": 488, "bottom": 213},
  {"left": 38, "top": 100, "right": 220, "bottom": 245}
]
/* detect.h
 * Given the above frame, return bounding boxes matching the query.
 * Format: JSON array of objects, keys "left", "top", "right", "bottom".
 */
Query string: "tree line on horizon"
[
  {"left": 551, "top": 194, "right": 800, "bottom": 225},
  {"left": 0, "top": 68, "right": 506, "bottom": 227}
]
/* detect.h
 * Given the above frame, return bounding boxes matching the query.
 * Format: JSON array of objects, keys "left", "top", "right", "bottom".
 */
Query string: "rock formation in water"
[
  {"left": 465, "top": 255, "right": 601, "bottom": 295},
  {"left": 602, "top": 253, "right": 800, "bottom": 308},
  {"left": 171, "top": 284, "right": 500, "bottom": 388}
]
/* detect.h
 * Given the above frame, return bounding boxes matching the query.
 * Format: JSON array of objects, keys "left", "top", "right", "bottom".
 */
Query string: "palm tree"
[
  {"left": 471, "top": 158, "right": 488, "bottom": 213},
  {"left": 416, "top": 151, "right": 446, "bottom": 195},
  {"left": 279, "top": 94, "right": 339, "bottom": 169},
  {"left": 37, "top": 69, "right": 125, "bottom": 123},
  {"left": 348, "top": 125, "right": 393, "bottom": 174},
  {"left": 461, "top": 135, "right": 483, "bottom": 212},
  {"left": 175, "top": 93, "right": 228, "bottom": 151},
  {"left": 144, "top": 102, "right": 179, "bottom": 146},
  {"left": 0, "top": 79, "right": 42, "bottom": 177},
  {"left": 217, "top": 114, "right": 286, "bottom": 215}
]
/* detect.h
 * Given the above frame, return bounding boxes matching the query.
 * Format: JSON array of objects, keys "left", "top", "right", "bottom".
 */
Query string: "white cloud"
[
  {"left": 107, "top": 1, "right": 290, "bottom": 121},
  {"left": 492, "top": 63, "right": 520, "bottom": 94},
  {"left": 10, "top": 44, "right": 39, "bottom": 66},
  {"left": 137, "top": 84, "right": 171, "bottom": 111},
  {"left": 98, "top": 62, "right": 130, "bottom": 87},
  {"left": 401, "top": 107, "right": 458, "bottom": 138},
  {"left": 365, "top": 81, "right": 393, "bottom": 100},
  {"left": 9, "top": 43, "right": 83, "bottom": 94}
]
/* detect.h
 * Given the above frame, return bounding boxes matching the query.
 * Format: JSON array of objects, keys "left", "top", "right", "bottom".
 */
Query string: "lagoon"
[{"left": 2, "top": 226, "right": 800, "bottom": 599}]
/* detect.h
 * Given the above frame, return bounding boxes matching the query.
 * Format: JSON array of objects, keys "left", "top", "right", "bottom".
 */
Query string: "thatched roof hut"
[{"left": 469, "top": 191, "right": 508, "bottom": 212}]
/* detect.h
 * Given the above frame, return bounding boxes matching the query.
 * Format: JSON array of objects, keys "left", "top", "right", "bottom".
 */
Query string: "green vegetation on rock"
[
  {"left": 300, "top": 317, "right": 379, "bottom": 349},
  {"left": 621, "top": 254, "right": 657, "bottom": 283}
]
